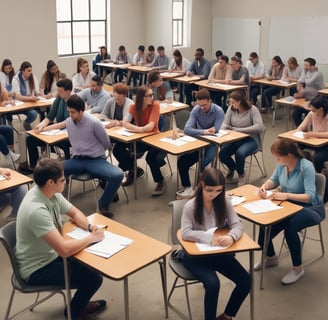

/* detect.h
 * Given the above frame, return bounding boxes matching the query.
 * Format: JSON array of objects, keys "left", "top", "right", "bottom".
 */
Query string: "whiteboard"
[{"left": 212, "top": 18, "right": 261, "bottom": 59}]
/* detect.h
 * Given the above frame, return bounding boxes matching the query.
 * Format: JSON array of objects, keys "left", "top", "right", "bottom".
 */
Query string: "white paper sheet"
[
  {"left": 160, "top": 135, "right": 196, "bottom": 146},
  {"left": 116, "top": 129, "right": 135, "bottom": 136},
  {"left": 292, "top": 131, "right": 304, "bottom": 139},
  {"left": 0, "top": 175, "right": 7, "bottom": 181},
  {"left": 229, "top": 196, "right": 246, "bottom": 206},
  {"left": 195, "top": 242, "right": 229, "bottom": 252},
  {"left": 242, "top": 199, "right": 283, "bottom": 214}
]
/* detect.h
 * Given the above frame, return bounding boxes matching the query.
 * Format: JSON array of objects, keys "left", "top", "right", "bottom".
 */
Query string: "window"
[
  {"left": 172, "top": 0, "right": 191, "bottom": 48},
  {"left": 56, "top": 0, "right": 107, "bottom": 56}
]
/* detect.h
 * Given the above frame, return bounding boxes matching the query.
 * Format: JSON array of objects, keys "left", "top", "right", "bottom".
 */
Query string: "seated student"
[
  {"left": 72, "top": 58, "right": 96, "bottom": 93},
  {"left": 119, "top": 86, "right": 167, "bottom": 195},
  {"left": 297, "top": 95, "right": 328, "bottom": 174},
  {"left": 261, "top": 55, "right": 285, "bottom": 112},
  {"left": 145, "top": 45, "right": 156, "bottom": 65},
  {"left": 148, "top": 70, "right": 173, "bottom": 104},
  {"left": 78, "top": 75, "right": 111, "bottom": 114},
  {"left": 185, "top": 48, "right": 211, "bottom": 106},
  {"left": 39, "top": 60, "right": 66, "bottom": 99},
  {"left": 130, "top": 45, "right": 147, "bottom": 87},
  {"left": 0, "top": 167, "right": 26, "bottom": 221},
  {"left": 26, "top": 78, "right": 73, "bottom": 170},
  {"left": 181, "top": 167, "right": 251, "bottom": 320},
  {"left": 281, "top": 57, "right": 302, "bottom": 94},
  {"left": 215, "top": 50, "right": 223, "bottom": 61},
  {"left": 255, "top": 138, "right": 325, "bottom": 285},
  {"left": 175, "top": 89, "right": 224, "bottom": 198},
  {"left": 246, "top": 52, "right": 265, "bottom": 105},
  {"left": 219, "top": 90, "right": 264, "bottom": 186},
  {"left": 113, "top": 45, "right": 131, "bottom": 83},
  {"left": 11, "top": 61, "right": 39, "bottom": 130},
  {"left": 150, "top": 46, "right": 170, "bottom": 70},
  {"left": 0, "top": 125, "right": 20, "bottom": 164},
  {"left": 228, "top": 56, "right": 249, "bottom": 86},
  {"left": 15, "top": 158, "right": 107, "bottom": 320},
  {"left": 234, "top": 51, "right": 242, "bottom": 60},
  {"left": 92, "top": 45, "right": 111, "bottom": 76},
  {"left": 292, "top": 57, "right": 324, "bottom": 127}
]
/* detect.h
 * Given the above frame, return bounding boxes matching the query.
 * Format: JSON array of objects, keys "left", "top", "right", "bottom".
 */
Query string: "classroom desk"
[
  {"left": 160, "top": 72, "right": 184, "bottom": 80},
  {"left": 278, "top": 129, "right": 328, "bottom": 147},
  {"left": 172, "top": 75, "right": 201, "bottom": 84},
  {"left": 229, "top": 184, "right": 302, "bottom": 289},
  {"left": 177, "top": 229, "right": 260, "bottom": 320},
  {"left": 273, "top": 97, "right": 309, "bottom": 129},
  {"left": 318, "top": 88, "right": 328, "bottom": 96},
  {"left": 160, "top": 102, "right": 190, "bottom": 129},
  {"left": 0, "top": 169, "right": 33, "bottom": 192},
  {"left": 126, "top": 65, "right": 159, "bottom": 86},
  {"left": 141, "top": 130, "right": 209, "bottom": 189},
  {"left": 63, "top": 213, "right": 172, "bottom": 320},
  {"left": 198, "top": 130, "right": 250, "bottom": 168},
  {"left": 197, "top": 79, "right": 248, "bottom": 93},
  {"left": 0, "top": 99, "right": 53, "bottom": 117},
  {"left": 105, "top": 126, "right": 157, "bottom": 199},
  {"left": 96, "top": 62, "right": 131, "bottom": 82}
]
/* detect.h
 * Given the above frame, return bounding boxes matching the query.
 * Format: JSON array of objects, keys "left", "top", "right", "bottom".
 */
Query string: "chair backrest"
[
  {"left": 169, "top": 199, "right": 189, "bottom": 245},
  {"left": 175, "top": 110, "right": 190, "bottom": 130},
  {"left": 315, "top": 172, "right": 326, "bottom": 198},
  {"left": 0, "top": 221, "right": 26, "bottom": 288}
]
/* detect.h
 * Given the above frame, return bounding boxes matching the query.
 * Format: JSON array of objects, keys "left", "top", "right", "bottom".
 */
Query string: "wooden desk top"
[
  {"left": 63, "top": 213, "right": 172, "bottom": 280},
  {"left": 177, "top": 229, "right": 260, "bottom": 256},
  {"left": 0, "top": 99, "right": 53, "bottom": 115},
  {"left": 141, "top": 130, "right": 209, "bottom": 155},
  {"left": 278, "top": 129, "right": 328, "bottom": 147},
  {"left": 0, "top": 169, "right": 33, "bottom": 192},
  {"left": 275, "top": 97, "right": 308, "bottom": 108},
  {"left": 105, "top": 126, "right": 156, "bottom": 143},
  {"left": 199, "top": 130, "right": 249, "bottom": 146},
  {"left": 127, "top": 65, "right": 159, "bottom": 73},
  {"left": 254, "top": 79, "right": 297, "bottom": 88},
  {"left": 229, "top": 184, "right": 302, "bottom": 226},
  {"left": 103, "top": 84, "right": 114, "bottom": 94},
  {"left": 97, "top": 62, "right": 131, "bottom": 69},
  {"left": 173, "top": 75, "right": 201, "bottom": 83},
  {"left": 318, "top": 88, "right": 328, "bottom": 96},
  {"left": 197, "top": 79, "right": 248, "bottom": 92},
  {"left": 160, "top": 72, "right": 184, "bottom": 79},
  {"left": 27, "top": 130, "right": 69, "bottom": 145},
  {"left": 160, "top": 102, "right": 189, "bottom": 115}
]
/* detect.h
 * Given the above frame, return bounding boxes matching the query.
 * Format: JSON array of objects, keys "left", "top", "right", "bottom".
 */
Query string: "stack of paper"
[
  {"left": 160, "top": 135, "right": 196, "bottom": 146},
  {"left": 242, "top": 199, "right": 283, "bottom": 214}
]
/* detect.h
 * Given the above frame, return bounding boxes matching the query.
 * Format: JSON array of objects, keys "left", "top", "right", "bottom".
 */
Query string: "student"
[
  {"left": 228, "top": 56, "right": 249, "bottom": 85},
  {"left": 39, "top": 60, "right": 66, "bottom": 98},
  {"left": 181, "top": 167, "right": 251, "bottom": 320},
  {"left": 78, "top": 75, "right": 111, "bottom": 114},
  {"left": 0, "top": 59, "right": 15, "bottom": 94},
  {"left": 72, "top": 58, "right": 96, "bottom": 93},
  {"left": 246, "top": 52, "right": 265, "bottom": 105},
  {"left": 145, "top": 45, "right": 156, "bottom": 65},
  {"left": 92, "top": 45, "right": 111, "bottom": 76},
  {"left": 256, "top": 139, "right": 325, "bottom": 284},
  {"left": 176, "top": 89, "right": 224, "bottom": 198},
  {"left": 130, "top": 45, "right": 146, "bottom": 86},
  {"left": 26, "top": 78, "right": 73, "bottom": 169},
  {"left": 185, "top": 48, "right": 211, "bottom": 106},
  {"left": 11, "top": 61, "right": 39, "bottom": 130},
  {"left": 297, "top": 95, "right": 328, "bottom": 173},
  {"left": 215, "top": 50, "right": 223, "bottom": 62},
  {"left": 293, "top": 57, "right": 324, "bottom": 126},
  {"left": 148, "top": 70, "right": 173, "bottom": 104},
  {"left": 120, "top": 86, "right": 167, "bottom": 194},
  {"left": 219, "top": 90, "right": 264, "bottom": 186},
  {"left": 15, "top": 158, "right": 107, "bottom": 320},
  {"left": 151, "top": 46, "right": 170, "bottom": 70},
  {"left": 113, "top": 45, "right": 131, "bottom": 83},
  {"left": 281, "top": 57, "right": 302, "bottom": 89},
  {"left": 63, "top": 95, "right": 124, "bottom": 218},
  {"left": 261, "top": 55, "right": 285, "bottom": 112},
  {"left": 0, "top": 125, "right": 20, "bottom": 164},
  {"left": 0, "top": 167, "right": 26, "bottom": 221}
]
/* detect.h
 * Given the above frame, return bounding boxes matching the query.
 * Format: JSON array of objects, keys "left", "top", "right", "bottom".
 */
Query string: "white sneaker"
[
  {"left": 176, "top": 187, "right": 194, "bottom": 198},
  {"left": 8, "top": 150, "right": 20, "bottom": 162},
  {"left": 281, "top": 268, "right": 304, "bottom": 285},
  {"left": 254, "top": 256, "right": 279, "bottom": 271}
]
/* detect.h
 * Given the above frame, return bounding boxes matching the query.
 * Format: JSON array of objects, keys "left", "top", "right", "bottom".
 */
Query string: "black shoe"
[
  {"left": 84, "top": 299, "right": 107, "bottom": 314},
  {"left": 136, "top": 167, "right": 145, "bottom": 179},
  {"left": 17, "top": 165, "right": 34, "bottom": 175},
  {"left": 122, "top": 170, "right": 134, "bottom": 186},
  {"left": 99, "top": 208, "right": 114, "bottom": 219},
  {"left": 112, "top": 193, "right": 119, "bottom": 202}
]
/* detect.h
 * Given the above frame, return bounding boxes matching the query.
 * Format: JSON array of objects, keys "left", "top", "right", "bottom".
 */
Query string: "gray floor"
[{"left": 0, "top": 110, "right": 327, "bottom": 320}]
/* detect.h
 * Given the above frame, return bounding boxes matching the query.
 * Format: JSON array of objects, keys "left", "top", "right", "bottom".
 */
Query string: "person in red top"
[{"left": 116, "top": 86, "right": 167, "bottom": 195}]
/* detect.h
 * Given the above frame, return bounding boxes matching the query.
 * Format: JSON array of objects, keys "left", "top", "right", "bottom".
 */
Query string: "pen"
[{"left": 277, "top": 200, "right": 284, "bottom": 206}]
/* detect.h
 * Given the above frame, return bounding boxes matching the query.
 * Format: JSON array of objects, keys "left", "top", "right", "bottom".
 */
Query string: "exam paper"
[
  {"left": 0, "top": 175, "right": 6, "bottom": 181},
  {"left": 229, "top": 196, "right": 246, "bottom": 206},
  {"left": 40, "top": 129, "right": 64, "bottom": 136},
  {"left": 242, "top": 199, "right": 283, "bottom": 214},
  {"left": 116, "top": 129, "right": 135, "bottom": 136},
  {"left": 195, "top": 242, "right": 229, "bottom": 252},
  {"left": 292, "top": 131, "right": 304, "bottom": 139},
  {"left": 160, "top": 135, "right": 196, "bottom": 146}
]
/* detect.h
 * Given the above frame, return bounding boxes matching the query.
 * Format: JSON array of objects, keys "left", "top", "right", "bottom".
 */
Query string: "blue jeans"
[
  {"left": 258, "top": 202, "right": 325, "bottom": 266},
  {"left": 63, "top": 158, "right": 123, "bottom": 209},
  {"left": 292, "top": 108, "right": 309, "bottom": 127},
  {"left": 182, "top": 252, "right": 251, "bottom": 320},
  {"left": 177, "top": 145, "right": 215, "bottom": 188},
  {"left": 28, "top": 256, "right": 103, "bottom": 320},
  {"left": 0, "top": 125, "right": 14, "bottom": 155},
  {"left": 6, "top": 109, "right": 38, "bottom": 124},
  {"left": 1, "top": 185, "right": 27, "bottom": 217},
  {"left": 262, "top": 86, "right": 281, "bottom": 108},
  {"left": 219, "top": 137, "right": 258, "bottom": 176}
]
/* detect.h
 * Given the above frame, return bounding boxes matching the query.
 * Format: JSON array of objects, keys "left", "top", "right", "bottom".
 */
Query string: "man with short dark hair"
[
  {"left": 64, "top": 95, "right": 123, "bottom": 217},
  {"left": 151, "top": 46, "right": 170, "bottom": 70},
  {"left": 15, "top": 158, "right": 107, "bottom": 320}
]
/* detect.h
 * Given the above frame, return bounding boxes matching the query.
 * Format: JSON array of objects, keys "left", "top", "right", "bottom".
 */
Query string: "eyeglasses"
[{"left": 144, "top": 93, "right": 154, "bottom": 98}]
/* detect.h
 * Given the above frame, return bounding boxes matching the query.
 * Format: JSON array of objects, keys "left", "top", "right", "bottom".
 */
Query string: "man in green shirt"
[{"left": 15, "top": 158, "right": 107, "bottom": 320}]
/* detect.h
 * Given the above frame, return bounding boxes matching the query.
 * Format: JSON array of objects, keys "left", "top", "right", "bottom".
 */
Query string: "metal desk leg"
[
  {"left": 133, "top": 141, "right": 137, "bottom": 200},
  {"left": 124, "top": 278, "right": 130, "bottom": 320},
  {"left": 249, "top": 251, "right": 255, "bottom": 320},
  {"left": 159, "top": 256, "right": 169, "bottom": 318},
  {"left": 63, "top": 257, "right": 72, "bottom": 320},
  {"left": 260, "top": 226, "right": 272, "bottom": 289}
]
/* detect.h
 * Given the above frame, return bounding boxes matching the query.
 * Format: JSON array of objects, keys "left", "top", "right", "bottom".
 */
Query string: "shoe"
[
  {"left": 260, "top": 107, "right": 267, "bottom": 113},
  {"left": 122, "top": 170, "right": 134, "bottom": 187},
  {"left": 17, "top": 164, "right": 34, "bottom": 175},
  {"left": 99, "top": 207, "right": 114, "bottom": 219},
  {"left": 84, "top": 299, "right": 107, "bottom": 314},
  {"left": 136, "top": 167, "right": 145, "bottom": 179},
  {"left": 254, "top": 255, "right": 279, "bottom": 271},
  {"left": 225, "top": 171, "right": 238, "bottom": 184},
  {"left": 176, "top": 186, "right": 194, "bottom": 199},
  {"left": 152, "top": 180, "right": 167, "bottom": 196},
  {"left": 6, "top": 214, "right": 16, "bottom": 222},
  {"left": 281, "top": 268, "right": 304, "bottom": 285},
  {"left": 8, "top": 150, "right": 20, "bottom": 162},
  {"left": 238, "top": 176, "right": 246, "bottom": 187},
  {"left": 23, "top": 121, "right": 32, "bottom": 131},
  {"left": 216, "top": 313, "right": 232, "bottom": 320},
  {"left": 112, "top": 193, "right": 119, "bottom": 203}
]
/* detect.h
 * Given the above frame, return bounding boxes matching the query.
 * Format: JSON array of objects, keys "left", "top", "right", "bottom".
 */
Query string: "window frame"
[{"left": 172, "top": 0, "right": 184, "bottom": 47}]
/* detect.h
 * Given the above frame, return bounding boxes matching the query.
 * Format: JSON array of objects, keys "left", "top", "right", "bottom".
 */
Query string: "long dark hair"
[
  {"left": 310, "top": 95, "right": 328, "bottom": 117},
  {"left": 230, "top": 90, "right": 252, "bottom": 110},
  {"left": 42, "top": 60, "right": 58, "bottom": 94},
  {"left": 193, "top": 168, "right": 226, "bottom": 226},
  {"left": 271, "top": 138, "right": 302, "bottom": 158},
  {"left": 134, "top": 86, "right": 150, "bottom": 126},
  {"left": 1, "top": 59, "right": 15, "bottom": 84},
  {"left": 20, "top": 61, "right": 35, "bottom": 94}
]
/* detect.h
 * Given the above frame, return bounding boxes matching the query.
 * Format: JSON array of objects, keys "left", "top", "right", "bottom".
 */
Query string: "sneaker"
[
  {"left": 176, "top": 186, "right": 194, "bottom": 199},
  {"left": 84, "top": 299, "right": 107, "bottom": 314},
  {"left": 238, "top": 176, "right": 246, "bottom": 186},
  {"left": 225, "top": 171, "right": 237, "bottom": 184},
  {"left": 152, "top": 180, "right": 167, "bottom": 196},
  {"left": 8, "top": 150, "right": 20, "bottom": 162},
  {"left": 216, "top": 314, "right": 232, "bottom": 320},
  {"left": 99, "top": 207, "right": 114, "bottom": 219},
  {"left": 254, "top": 255, "right": 279, "bottom": 271},
  {"left": 281, "top": 268, "right": 304, "bottom": 285},
  {"left": 122, "top": 170, "right": 134, "bottom": 187},
  {"left": 136, "top": 167, "right": 145, "bottom": 179},
  {"left": 260, "top": 107, "right": 267, "bottom": 113},
  {"left": 23, "top": 121, "right": 32, "bottom": 131}
]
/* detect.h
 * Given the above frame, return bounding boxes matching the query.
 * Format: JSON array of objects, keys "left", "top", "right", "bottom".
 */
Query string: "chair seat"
[
  {"left": 70, "top": 173, "right": 95, "bottom": 181},
  {"left": 12, "top": 275, "right": 66, "bottom": 293},
  {"left": 169, "top": 258, "right": 197, "bottom": 281}
]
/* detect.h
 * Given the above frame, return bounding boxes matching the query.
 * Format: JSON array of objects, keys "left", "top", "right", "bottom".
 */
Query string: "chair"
[
  {"left": 246, "top": 128, "right": 267, "bottom": 183},
  {"left": 0, "top": 221, "right": 67, "bottom": 320},
  {"left": 167, "top": 199, "right": 200, "bottom": 320},
  {"left": 279, "top": 173, "right": 326, "bottom": 259}
]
